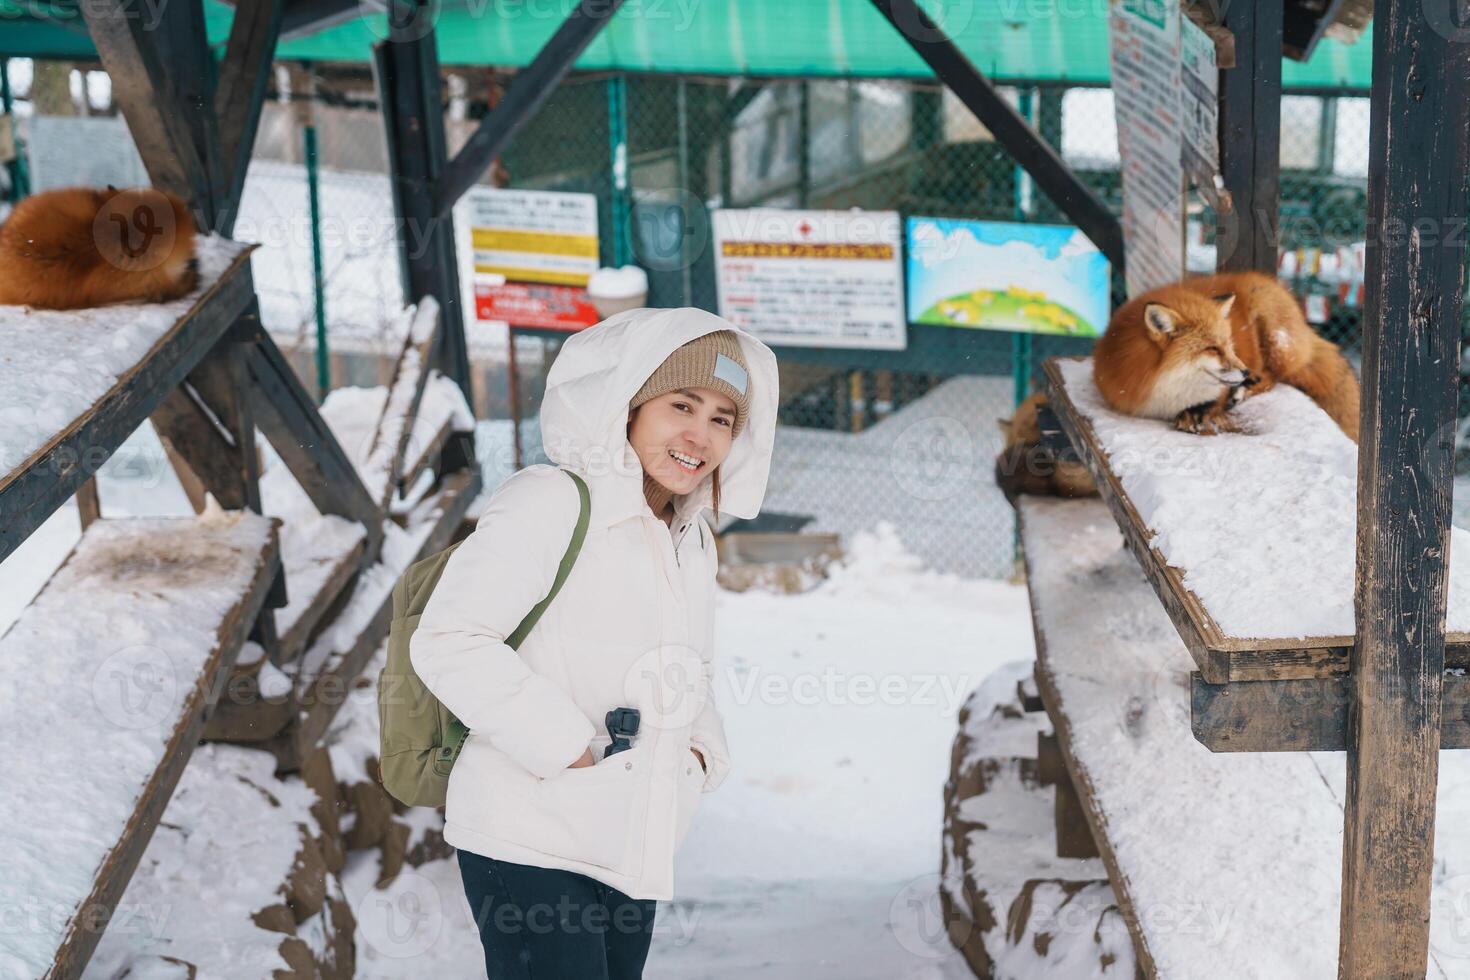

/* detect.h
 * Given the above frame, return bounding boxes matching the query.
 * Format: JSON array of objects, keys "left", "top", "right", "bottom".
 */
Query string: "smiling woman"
[
  {"left": 412, "top": 309, "right": 777, "bottom": 980},
  {"left": 626, "top": 329, "right": 752, "bottom": 527}
]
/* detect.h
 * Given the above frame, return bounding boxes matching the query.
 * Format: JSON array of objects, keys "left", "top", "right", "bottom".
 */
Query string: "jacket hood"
[{"left": 539, "top": 307, "right": 779, "bottom": 528}]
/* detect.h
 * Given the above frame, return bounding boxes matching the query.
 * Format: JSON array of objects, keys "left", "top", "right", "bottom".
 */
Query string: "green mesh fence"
[{"left": 6, "top": 63, "right": 1466, "bottom": 575}]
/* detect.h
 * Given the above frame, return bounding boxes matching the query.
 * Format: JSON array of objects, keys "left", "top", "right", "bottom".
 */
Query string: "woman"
[{"left": 410, "top": 307, "right": 778, "bottom": 978}]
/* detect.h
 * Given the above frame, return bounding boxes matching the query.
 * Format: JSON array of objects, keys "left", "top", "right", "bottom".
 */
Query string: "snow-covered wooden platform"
[
  {"left": 1019, "top": 495, "right": 1470, "bottom": 977},
  {"left": 0, "top": 237, "right": 258, "bottom": 567},
  {"left": 0, "top": 507, "right": 280, "bottom": 980},
  {"left": 1040, "top": 356, "right": 1470, "bottom": 683}
]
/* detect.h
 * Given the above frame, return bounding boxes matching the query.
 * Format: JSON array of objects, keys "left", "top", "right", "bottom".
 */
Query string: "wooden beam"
[
  {"left": 1339, "top": 0, "right": 1470, "bottom": 973},
  {"left": 1215, "top": 0, "right": 1282, "bottom": 273},
  {"left": 373, "top": 6, "right": 472, "bottom": 405},
  {"left": 149, "top": 315, "right": 264, "bottom": 514},
  {"left": 242, "top": 322, "right": 386, "bottom": 564},
  {"left": 868, "top": 0, "right": 1124, "bottom": 271},
  {"left": 1192, "top": 672, "right": 1470, "bottom": 753},
  {"left": 214, "top": 0, "right": 285, "bottom": 237},
  {"left": 75, "top": 478, "right": 100, "bottom": 530},
  {"left": 433, "top": 0, "right": 626, "bottom": 215}
]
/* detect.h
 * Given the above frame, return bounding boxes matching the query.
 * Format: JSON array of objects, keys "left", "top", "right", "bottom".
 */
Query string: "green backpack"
[{"left": 377, "top": 469, "right": 590, "bottom": 808}]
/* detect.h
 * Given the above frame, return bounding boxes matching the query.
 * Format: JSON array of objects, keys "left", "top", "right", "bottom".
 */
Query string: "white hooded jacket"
[{"left": 409, "top": 307, "right": 778, "bottom": 901}]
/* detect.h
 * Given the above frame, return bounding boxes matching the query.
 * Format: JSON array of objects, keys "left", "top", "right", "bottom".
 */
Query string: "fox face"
[{"left": 1136, "top": 293, "right": 1257, "bottom": 420}]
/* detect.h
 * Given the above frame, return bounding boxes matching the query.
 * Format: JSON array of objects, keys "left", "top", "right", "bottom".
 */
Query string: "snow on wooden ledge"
[
  {"left": 0, "top": 234, "right": 253, "bottom": 484},
  {"left": 1054, "top": 356, "right": 1470, "bottom": 641},
  {"left": 1021, "top": 496, "right": 1470, "bottom": 976}
]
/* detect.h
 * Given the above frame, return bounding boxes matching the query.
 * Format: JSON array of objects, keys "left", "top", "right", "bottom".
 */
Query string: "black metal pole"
[{"left": 373, "top": 0, "right": 472, "bottom": 405}]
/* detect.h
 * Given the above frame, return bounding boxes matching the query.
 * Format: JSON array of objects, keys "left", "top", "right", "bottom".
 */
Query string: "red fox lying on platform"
[
  {"left": 0, "top": 185, "right": 199, "bottom": 310},
  {"left": 1092, "top": 272, "right": 1361, "bottom": 442}
]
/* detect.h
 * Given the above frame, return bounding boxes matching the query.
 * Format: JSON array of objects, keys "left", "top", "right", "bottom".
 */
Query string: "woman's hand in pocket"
[{"left": 567, "top": 746, "right": 596, "bottom": 769}]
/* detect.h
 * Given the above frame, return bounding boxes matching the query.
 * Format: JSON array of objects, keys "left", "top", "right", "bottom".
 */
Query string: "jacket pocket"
[
  {"left": 518, "top": 740, "right": 650, "bottom": 872},
  {"left": 673, "top": 746, "right": 705, "bottom": 852}
]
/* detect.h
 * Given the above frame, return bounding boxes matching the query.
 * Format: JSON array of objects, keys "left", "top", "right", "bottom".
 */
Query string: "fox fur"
[
  {"left": 0, "top": 185, "right": 199, "bottom": 310},
  {"left": 1091, "top": 271, "right": 1360, "bottom": 442},
  {"left": 994, "top": 391, "right": 1098, "bottom": 501}
]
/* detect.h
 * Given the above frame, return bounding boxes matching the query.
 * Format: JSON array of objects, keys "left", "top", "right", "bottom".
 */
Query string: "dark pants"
[{"left": 456, "top": 849, "right": 657, "bottom": 980}]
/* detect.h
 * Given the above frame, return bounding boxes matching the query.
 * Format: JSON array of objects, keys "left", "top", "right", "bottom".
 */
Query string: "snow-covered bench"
[
  {"left": 0, "top": 508, "right": 280, "bottom": 979},
  {"left": 0, "top": 237, "right": 258, "bottom": 567},
  {"left": 1039, "top": 356, "right": 1470, "bottom": 685},
  {"left": 1019, "top": 495, "right": 1470, "bottom": 976}
]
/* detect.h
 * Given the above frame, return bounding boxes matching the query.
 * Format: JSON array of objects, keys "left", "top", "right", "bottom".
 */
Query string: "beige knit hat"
[{"left": 629, "top": 329, "right": 751, "bottom": 438}]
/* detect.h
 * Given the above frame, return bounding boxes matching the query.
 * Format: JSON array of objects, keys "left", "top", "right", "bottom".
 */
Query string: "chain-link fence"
[{"left": 6, "top": 59, "right": 1467, "bottom": 576}]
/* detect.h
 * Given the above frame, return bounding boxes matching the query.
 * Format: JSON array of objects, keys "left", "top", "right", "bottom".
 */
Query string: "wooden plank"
[
  {"left": 1215, "top": 0, "right": 1282, "bottom": 274},
  {"left": 384, "top": 300, "right": 442, "bottom": 500},
  {"left": 0, "top": 245, "right": 257, "bottom": 566},
  {"left": 150, "top": 314, "right": 264, "bottom": 514},
  {"left": 157, "top": 431, "right": 210, "bottom": 514},
  {"left": 360, "top": 298, "right": 443, "bottom": 509},
  {"left": 1022, "top": 503, "right": 1158, "bottom": 978},
  {"left": 262, "top": 468, "right": 481, "bottom": 773},
  {"left": 397, "top": 417, "right": 453, "bottom": 499},
  {"left": 76, "top": 478, "right": 100, "bottom": 530},
  {"left": 1039, "top": 357, "right": 1470, "bottom": 682},
  {"left": 1039, "top": 358, "right": 1233, "bottom": 683},
  {"left": 868, "top": 0, "right": 1125, "bottom": 271},
  {"left": 1192, "top": 672, "right": 1470, "bottom": 753},
  {"left": 1339, "top": 0, "right": 1470, "bottom": 972},
  {"left": 277, "top": 537, "right": 366, "bottom": 663},
  {"left": 0, "top": 514, "right": 281, "bottom": 980},
  {"left": 374, "top": 13, "right": 472, "bottom": 405},
  {"left": 242, "top": 321, "right": 385, "bottom": 564}
]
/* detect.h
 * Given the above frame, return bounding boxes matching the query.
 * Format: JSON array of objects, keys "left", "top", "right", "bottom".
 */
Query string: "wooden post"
[
  {"left": 76, "top": 478, "right": 100, "bottom": 530},
  {"left": 373, "top": 1, "right": 473, "bottom": 407},
  {"left": 1216, "top": 0, "right": 1282, "bottom": 274},
  {"left": 1340, "top": 1, "right": 1470, "bottom": 974}
]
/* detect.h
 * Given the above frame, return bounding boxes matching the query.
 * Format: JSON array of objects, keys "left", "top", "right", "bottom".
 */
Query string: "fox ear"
[
  {"left": 1213, "top": 293, "right": 1236, "bottom": 317},
  {"left": 1143, "top": 303, "right": 1180, "bottom": 339}
]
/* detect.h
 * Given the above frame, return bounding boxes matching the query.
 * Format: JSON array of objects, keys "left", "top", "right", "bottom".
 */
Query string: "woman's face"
[{"left": 627, "top": 386, "right": 738, "bottom": 496}]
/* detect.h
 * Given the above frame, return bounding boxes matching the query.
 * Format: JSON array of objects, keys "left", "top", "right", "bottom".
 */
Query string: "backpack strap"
[{"left": 505, "top": 469, "right": 590, "bottom": 651}]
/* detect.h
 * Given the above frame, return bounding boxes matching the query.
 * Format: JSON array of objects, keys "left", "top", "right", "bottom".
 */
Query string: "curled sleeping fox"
[
  {"left": 0, "top": 185, "right": 199, "bottom": 310},
  {"left": 1092, "top": 272, "right": 1361, "bottom": 442},
  {"left": 994, "top": 390, "right": 1098, "bottom": 502}
]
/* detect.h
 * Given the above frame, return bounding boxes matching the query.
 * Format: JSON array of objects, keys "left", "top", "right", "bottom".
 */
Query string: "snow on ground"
[
  {"left": 760, "top": 375, "right": 1017, "bottom": 580},
  {"left": 337, "top": 521, "right": 1034, "bottom": 979},
  {"left": 469, "top": 375, "right": 1019, "bottom": 580},
  {"left": 1058, "top": 356, "right": 1470, "bottom": 639}
]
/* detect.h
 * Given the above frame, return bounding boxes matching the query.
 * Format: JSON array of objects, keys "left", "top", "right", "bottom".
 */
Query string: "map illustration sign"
[{"left": 904, "top": 217, "right": 1112, "bottom": 337}]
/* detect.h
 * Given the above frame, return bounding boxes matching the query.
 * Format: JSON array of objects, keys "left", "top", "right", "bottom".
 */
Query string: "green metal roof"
[{"left": 0, "top": 0, "right": 1373, "bottom": 88}]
